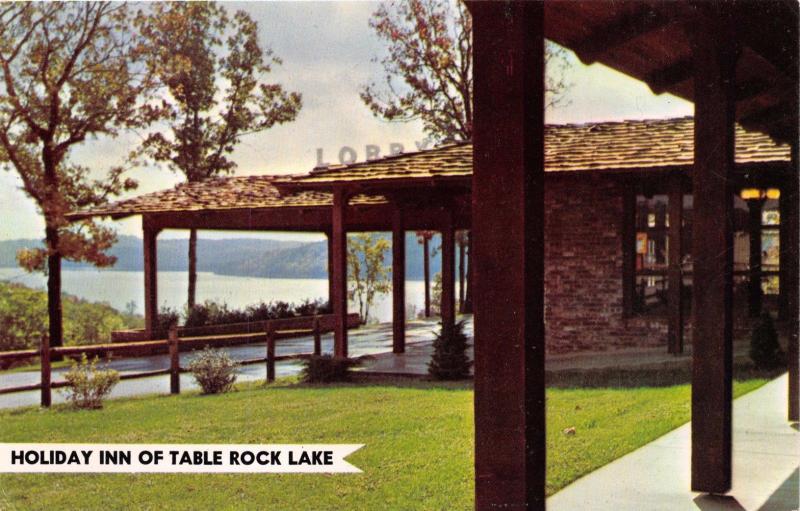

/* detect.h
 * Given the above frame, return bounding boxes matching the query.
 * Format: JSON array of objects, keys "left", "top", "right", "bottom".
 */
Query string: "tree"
[
  {"left": 428, "top": 319, "right": 471, "bottom": 380},
  {"left": 0, "top": 3, "right": 158, "bottom": 350},
  {"left": 136, "top": 2, "right": 302, "bottom": 309},
  {"left": 415, "top": 230, "right": 436, "bottom": 317},
  {"left": 362, "top": 0, "right": 570, "bottom": 143},
  {"left": 347, "top": 233, "right": 391, "bottom": 323}
]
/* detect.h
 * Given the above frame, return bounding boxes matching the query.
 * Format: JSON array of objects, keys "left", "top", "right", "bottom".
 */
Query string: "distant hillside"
[{"left": 0, "top": 234, "right": 445, "bottom": 280}]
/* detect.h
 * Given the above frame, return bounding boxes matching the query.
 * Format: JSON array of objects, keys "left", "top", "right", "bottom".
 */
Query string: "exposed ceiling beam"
[
  {"left": 572, "top": 5, "right": 677, "bottom": 64},
  {"left": 740, "top": 104, "right": 793, "bottom": 128},
  {"left": 646, "top": 58, "right": 693, "bottom": 95},
  {"left": 734, "top": 1, "right": 799, "bottom": 82},
  {"left": 735, "top": 79, "right": 775, "bottom": 102}
]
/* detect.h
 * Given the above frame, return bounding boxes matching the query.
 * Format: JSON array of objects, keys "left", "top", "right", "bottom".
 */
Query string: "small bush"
[
  {"left": 182, "top": 299, "right": 332, "bottom": 328},
  {"left": 428, "top": 320, "right": 472, "bottom": 380},
  {"left": 750, "top": 311, "right": 785, "bottom": 370},
  {"left": 301, "top": 355, "right": 356, "bottom": 383},
  {"left": 155, "top": 306, "right": 180, "bottom": 334},
  {"left": 188, "top": 347, "right": 239, "bottom": 394},
  {"left": 61, "top": 354, "right": 120, "bottom": 409}
]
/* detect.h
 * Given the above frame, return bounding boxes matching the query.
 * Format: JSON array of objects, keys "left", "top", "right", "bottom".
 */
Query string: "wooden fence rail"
[{"left": 0, "top": 317, "right": 325, "bottom": 407}]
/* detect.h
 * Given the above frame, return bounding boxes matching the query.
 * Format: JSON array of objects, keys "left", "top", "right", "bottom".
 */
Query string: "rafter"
[
  {"left": 646, "top": 58, "right": 692, "bottom": 95},
  {"left": 573, "top": 5, "right": 676, "bottom": 64}
]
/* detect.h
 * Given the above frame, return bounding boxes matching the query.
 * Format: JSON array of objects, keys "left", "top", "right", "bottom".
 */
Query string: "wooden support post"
[
  {"left": 313, "top": 316, "right": 321, "bottom": 356},
  {"left": 325, "top": 230, "right": 334, "bottom": 308},
  {"left": 441, "top": 211, "right": 456, "bottom": 332},
  {"left": 784, "top": 141, "right": 799, "bottom": 422},
  {"left": 423, "top": 237, "right": 431, "bottom": 317},
  {"left": 622, "top": 187, "right": 637, "bottom": 317},
  {"left": 469, "top": 1, "right": 546, "bottom": 508},
  {"left": 747, "top": 199, "right": 764, "bottom": 317},
  {"left": 463, "top": 232, "right": 473, "bottom": 314},
  {"left": 332, "top": 189, "right": 349, "bottom": 358},
  {"left": 143, "top": 220, "right": 159, "bottom": 339},
  {"left": 168, "top": 326, "right": 180, "bottom": 395},
  {"left": 668, "top": 177, "right": 684, "bottom": 354},
  {"left": 392, "top": 205, "right": 406, "bottom": 353},
  {"left": 458, "top": 235, "right": 466, "bottom": 312},
  {"left": 40, "top": 334, "right": 51, "bottom": 408},
  {"left": 690, "top": 12, "right": 736, "bottom": 494},
  {"left": 266, "top": 323, "right": 276, "bottom": 383}
]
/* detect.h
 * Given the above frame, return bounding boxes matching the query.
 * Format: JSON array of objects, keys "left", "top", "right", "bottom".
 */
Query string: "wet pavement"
[{"left": 0, "top": 318, "right": 448, "bottom": 409}]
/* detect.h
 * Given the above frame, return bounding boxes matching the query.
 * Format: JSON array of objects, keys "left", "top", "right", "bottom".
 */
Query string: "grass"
[{"left": 0, "top": 377, "right": 769, "bottom": 511}]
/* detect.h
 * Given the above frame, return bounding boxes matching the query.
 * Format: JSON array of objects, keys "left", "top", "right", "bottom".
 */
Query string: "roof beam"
[
  {"left": 573, "top": 5, "right": 676, "bottom": 64},
  {"left": 734, "top": 2, "right": 798, "bottom": 82},
  {"left": 647, "top": 58, "right": 693, "bottom": 95},
  {"left": 740, "top": 104, "right": 793, "bottom": 128},
  {"left": 735, "top": 78, "right": 775, "bottom": 102}
]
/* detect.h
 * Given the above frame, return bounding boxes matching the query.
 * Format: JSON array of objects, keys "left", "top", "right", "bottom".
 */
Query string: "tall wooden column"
[
  {"left": 747, "top": 199, "right": 764, "bottom": 317},
  {"left": 423, "top": 237, "right": 431, "bottom": 317},
  {"left": 441, "top": 211, "right": 456, "bottom": 332},
  {"left": 668, "top": 176, "right": 684, "bottom": 354},
  {"left": 690, "top": 12, "right": 737, "bottom": 494},
  {"left": 463, "top": 231, "right": 473, "bottom": 314},
  {"left": 783, "top": 141, "right": 799, "bottom": 422},
  {"left": 469, "top": 1, "right": 546, "bottom": 509},
  {"left": 392, "top": 204, "right": 406, "bottom": 353},
  {"left": 622, "top": 187, "right": 637, "bottom": 317},
  {"left": 143, "top": 219, "right": 160, "bottom": 339},
  {"left": 332, "top": 189, "right": 349, "bottom": 358},
  {"left": 325, "top": 230, "right": 334, "bottom": 307},
  {"left": 458, "top": 235, "right": 466, "bottom": 311}
]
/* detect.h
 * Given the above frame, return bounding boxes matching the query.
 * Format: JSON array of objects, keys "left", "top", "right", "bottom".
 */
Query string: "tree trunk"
[
  {"left": 45, "top": 226, "right": 63, "bottom": 360},
  {"left": 463, "top": 232, "right": 473, "bottom": 313},
  {"left": 423, "top": 238, "right": 431, "bottom": 317},
  {"left": 187, "top": 228, "right": 198, "bottom": 310}
]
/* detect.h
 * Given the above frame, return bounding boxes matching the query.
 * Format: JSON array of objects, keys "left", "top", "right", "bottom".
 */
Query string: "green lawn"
[{"left": 0, "top": 378, "right": 767, "bottom": 510}]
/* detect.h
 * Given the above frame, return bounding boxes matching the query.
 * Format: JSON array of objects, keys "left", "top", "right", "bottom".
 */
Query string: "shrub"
[
  {"left": 750, "top": 311, "right": 785, "bottom": 370},
  {"left": 182, "top": 299, "right": 331, "bottom": 328},
  {"left": 61, "top": 354, "right": 120, "bottom": 409},
  {"left": 155, "top": 306, "right": 180, "bottom": 334},
  {"left": 300, "top": 355, "right": 356, "bottom": 383},
  {"left": 428, "top": 320, "right": 472, "bottom": 380},
  {"left": 188, "top": 347, "right": 239, "bottom": 394},
  {"left": 294, "top": 298, "right": 332, "bottom": 317}
]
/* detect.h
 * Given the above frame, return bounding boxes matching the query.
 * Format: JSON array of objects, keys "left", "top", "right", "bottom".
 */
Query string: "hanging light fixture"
[{"left": 739, "top": 188, "right": 780, "bottom": 200}]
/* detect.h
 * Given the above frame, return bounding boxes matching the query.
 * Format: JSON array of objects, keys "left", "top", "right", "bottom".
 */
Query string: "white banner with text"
[{"left": 0, "top": 443, "right": 363, "bottom": 473}]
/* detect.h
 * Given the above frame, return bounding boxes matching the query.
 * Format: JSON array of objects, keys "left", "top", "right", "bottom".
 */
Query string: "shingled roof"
[
  {"left": 277, "top": 117, "right": 790, "bottom": 187},
  {"left": 70, "top": 117, "right": 790, "bottom": 220},
  {"left": 67, "top": 175, "right": 385, "bottom": 220}
]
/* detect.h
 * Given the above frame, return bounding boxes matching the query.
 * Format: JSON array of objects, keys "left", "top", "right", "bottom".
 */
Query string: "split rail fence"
[{"left": 0, "top": 316, "right": 328, "bottom": 407}]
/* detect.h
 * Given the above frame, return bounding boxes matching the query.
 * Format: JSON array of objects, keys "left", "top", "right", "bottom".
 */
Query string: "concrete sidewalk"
[{"left": 547, "top": 374, "right": 799, "bottom": 511}]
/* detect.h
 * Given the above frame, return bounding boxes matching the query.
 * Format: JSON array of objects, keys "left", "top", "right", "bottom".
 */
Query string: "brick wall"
[{"left": 544, "top": 175, "right": 667, "bottom": 353}]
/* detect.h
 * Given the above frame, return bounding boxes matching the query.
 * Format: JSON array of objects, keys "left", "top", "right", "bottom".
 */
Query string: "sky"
[{"left": 0, "top": 1, "right": 692, "bottom": 243}]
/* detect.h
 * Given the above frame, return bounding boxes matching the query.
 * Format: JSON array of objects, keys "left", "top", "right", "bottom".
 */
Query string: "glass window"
[{"left": 634, "top": 195, "right": 670, "bottom": 314}]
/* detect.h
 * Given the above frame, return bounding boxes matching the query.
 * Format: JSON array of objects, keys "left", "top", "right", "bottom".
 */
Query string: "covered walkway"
[{"left": 548, "top": 374, "right": 799, "bottom": 511}]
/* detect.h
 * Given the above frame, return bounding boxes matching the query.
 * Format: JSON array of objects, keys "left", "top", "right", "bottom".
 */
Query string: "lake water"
[{"left": 0, "top": 268, "right": 435, "bottom": 324}]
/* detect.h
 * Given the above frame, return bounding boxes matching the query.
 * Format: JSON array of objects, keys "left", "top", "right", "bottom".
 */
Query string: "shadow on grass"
[{"left": 263, "top": 360, "right": 785, "bottom": 393}]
